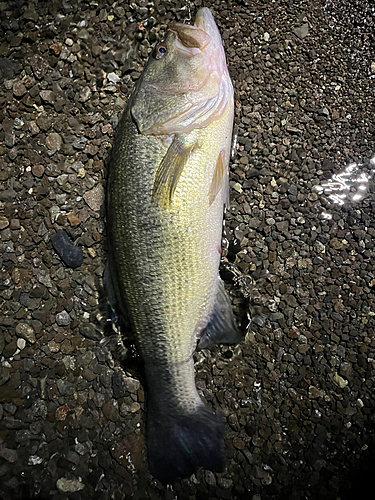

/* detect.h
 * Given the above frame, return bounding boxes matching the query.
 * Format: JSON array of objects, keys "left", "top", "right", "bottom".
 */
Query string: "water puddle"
[{"left": 313, "top": 158, "right": 375, "bottom": 215}]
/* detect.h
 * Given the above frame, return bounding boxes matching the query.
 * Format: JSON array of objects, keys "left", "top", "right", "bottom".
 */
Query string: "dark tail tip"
[{"left": 147, "top": 404, "right": 225, "bottom": 483}]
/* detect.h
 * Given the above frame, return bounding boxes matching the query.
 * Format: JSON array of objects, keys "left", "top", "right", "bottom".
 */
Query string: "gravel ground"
[{"left": 1, "top": 0, "right": 375, "bottom": 499}]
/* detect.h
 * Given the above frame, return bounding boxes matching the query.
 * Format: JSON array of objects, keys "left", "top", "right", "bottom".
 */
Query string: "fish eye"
[{"left": 155, "top": 45, "right": 167, "bottom": 59}]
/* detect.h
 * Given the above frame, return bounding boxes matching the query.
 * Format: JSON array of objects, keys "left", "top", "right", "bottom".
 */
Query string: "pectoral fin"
[
  {"left": 152, "top": 136, "right": 193, "bottom": 207},
  {"left": 208, "top": 150, "right": 229, "bottom": 207},
  {"left": 197, "top": 278, "right": 242, "bottom": 349}
]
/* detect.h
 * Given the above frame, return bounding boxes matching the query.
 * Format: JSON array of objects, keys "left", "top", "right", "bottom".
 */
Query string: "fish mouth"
[
  {"left": 167, "top": 7, "right": 221, "bottom": 51},
  {"left": 167, "top": 24, "right": 211, "bottom": 50}
]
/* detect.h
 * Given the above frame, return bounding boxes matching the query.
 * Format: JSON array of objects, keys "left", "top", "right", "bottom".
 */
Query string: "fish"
[{"left": 106, "top": 7, "right": 241, "bottom": 483}]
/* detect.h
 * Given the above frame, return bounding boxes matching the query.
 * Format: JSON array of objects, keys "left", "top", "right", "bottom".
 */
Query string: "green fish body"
[{"left": 107, "top": 7, "right": 239, "bottom": 482}]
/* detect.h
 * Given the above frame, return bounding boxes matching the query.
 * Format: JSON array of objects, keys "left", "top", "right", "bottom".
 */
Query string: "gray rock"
[{"left": 56, "top": 310, "right": 71, "bottom": 326}]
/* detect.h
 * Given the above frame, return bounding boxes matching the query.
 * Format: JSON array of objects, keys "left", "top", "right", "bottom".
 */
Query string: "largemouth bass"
[{"left": 106, "top": 7, "right": 240, "bottom": 482}]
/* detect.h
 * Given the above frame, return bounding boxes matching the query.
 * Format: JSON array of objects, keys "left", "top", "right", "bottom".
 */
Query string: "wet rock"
[
  {"left": 79, "top": 323, "right": 102, "bottom": 341},
  {"left": 30, "top": 54, "right": 48, "bottom": 79},
  {"left": 56, "top": 477, "right": 85, "bottom": 493},
  {"left": 293, "top": 23, "right": 309, "bottom": 39},
  {"left": 56, "top": 310, "right": 71, "bottom": 326},
  {"left": 31, "top": 164, "right": 45, "bottom": 178},
  {"left": 46, "top": 132, "right": 62, "bottom": 153},
  {"left": 0, "top": 216, "right": 9, "bottom": 230},
  {"left": 102, "top": 399, "right": 120, "bottom": 422},
  {"left": 51, "top": 230, "right": 83, "bottom": 268},
  {"left": 0, "top": 447, "right": 18, "bottom": 463},
  {"left": 13, "top": 82, "right": 27, "bottom": 97},
  {"left": 55, "top": 405, "right": 69, "bottom": 421},
  {"left": 15, "top": 322, "right": 36, "bottom": 343},
  {"left": 56, "top": 379, "right": 75, "bottom": 397},
  {"left": 83, "top": 184, "right": 104, "bottom": 211},
  {"left": 112, "top": 369, "right": 130, "bottom": 399},
  {"left": 111, "top": 433, "right": 145, "bottom": 471}
]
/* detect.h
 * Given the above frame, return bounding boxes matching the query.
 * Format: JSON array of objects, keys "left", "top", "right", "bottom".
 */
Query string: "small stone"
[
  {"left": 55, "top": 405, "right": 69, "bottom": 421},
  {"left": 333, "top": 372, "right": 348, "bottom": 389},
  {"left": 56, "top": 310, "right": 71, "bottom": 326},
  {"left": 49, "top": 42, "right": 62, "bottom": 56},
  {"left": 32, "top": 164, "right": 45, "bottom": 177},
  {"left": 56, "top": 379, "right": 75, "bottom": 397},
  {"left": 371, "top": 61, "right": 375, "bottom": 74},
  {"left": 29, "top": 121, "right": 40, "bottom": 135},
  {"left": 40, "top": 90, "right": 55, "bottom": 103},
  {"left": 51, "top": 230, "right": 83, "bottom": 268},
  {"left": 205, "top": 470, "right": 217, "bottom": 486},
  {"left": 0, "top": 447, "right": 18, "bottom": 463},
  {"left": 30, "top": 54, "right": 49, "bottom": 79},
  {"left": 107, "top": 72, "right": 120, "bottom": 83},
  {"left": 0, "top": 216, "right": 9, "bottom": 230},
  {"left": 48, "top": 340, "right": 60, "bottom": 353},
  {"left": 83, "top": 184, "right": 104, "bottom": 211},
  {"left": 314, "top": 241, "right": 325, "bottom": 254},
  {"left": 46, "top": 132, "right": 62, "bottom": 153},
  {"left": 102, "top": 399, "right": 120, "bottom": 422},
  {"left": 15, "top": 322, "right": 36, "bottom": 343},
  {"left": 56, "top": 478, "right": 85, "bottom": 493},
  {"left": 293, "top": 23, "right": 309, "bottom": 40},
  {"left": 16, "top": 338, "right": 26, "bottom": 350},
  {"left": 232, "top": 437, "right": 245, "bottom": 450},
  {"left": 13, "top": 82, "right": 27, "bottom": 97},
  {"left": 78, "top": 86, "right": 92, "bottom": 102},
  {"left": 67, "top": 213, "right": 81, "bottom": 227},
  {"left": 124, "top": 377, "right": 141, "bottom": 394},
  {"left": 330, "top": 238, "right": 343, "bottom": 250},
  {"left": 111, "top": 433, "right": 145, "bottom": 471}
]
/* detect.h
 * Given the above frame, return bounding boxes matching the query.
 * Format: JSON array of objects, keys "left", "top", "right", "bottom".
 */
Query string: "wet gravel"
[{"left": 1, "top": 0, "right": 375, "bottom": 499}]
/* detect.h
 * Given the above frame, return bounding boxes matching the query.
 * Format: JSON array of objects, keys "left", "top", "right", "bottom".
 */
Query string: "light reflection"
[{"left": 313, "top": 160, "right": 372, "bottom": 207}]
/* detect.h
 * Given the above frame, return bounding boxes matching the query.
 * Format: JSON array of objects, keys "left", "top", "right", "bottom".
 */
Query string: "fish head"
[{"left": 131, "top": 7, "right": 233, "bottom": 136}]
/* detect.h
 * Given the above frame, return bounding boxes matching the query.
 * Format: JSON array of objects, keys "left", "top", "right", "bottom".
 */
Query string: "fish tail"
[{"left": 146, "top": 402, "right": 225, "bottom": 483}]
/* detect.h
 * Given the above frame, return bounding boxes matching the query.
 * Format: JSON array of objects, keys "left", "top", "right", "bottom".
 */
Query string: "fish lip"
[
  {"left": 166, "top": 7, "right": 221, "bottom": 51},
  {"left": 167, "top": 24, "right": 211, "bottom": 50}
]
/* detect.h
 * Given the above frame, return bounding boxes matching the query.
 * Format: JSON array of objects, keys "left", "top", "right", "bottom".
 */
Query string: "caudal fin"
[{"left": 147, "top": 403, "right": 225, "bottom": 483}]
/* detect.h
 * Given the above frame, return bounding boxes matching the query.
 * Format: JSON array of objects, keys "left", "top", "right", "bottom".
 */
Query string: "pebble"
[
  {"left": 31, "top": 164, "right": 45, "bottom": 178},
  {"left": 0, "top": 216, "right": 9, "bottom": 230},
  {"left": 16, "top": 338, "right": 26, "bottom": 350},
  {"left": 56, "top": 310, "right": 71, "bottom": 326},
  {"left": 15, "top": 322, "right": 36, "bottom": 343},
  {"left": 51, "top": 230, "right": 83, "bottom": 268},
  {"left": 67, "top": 213, "right": 81, "bottom": 227},
  {"left": 293, "top": 23, "right": 309, "bottom": 39},
  {"left": 107, "top": 72, "right": 120, "bottom": 83},
  {"left": 13, "top": 82, "right": 27, "bottom": 97},
  {"left": 30, "top": 54, "right": 48, "bottom": 79},
  {"left": 83, "top": 184, "right": 104, "bottom": 211},
  {"left": 46, "top": 132, "right": 62, "bottom": 153},
  {"left": 56, "top": 478, "right": 85, "bottom": 493}
]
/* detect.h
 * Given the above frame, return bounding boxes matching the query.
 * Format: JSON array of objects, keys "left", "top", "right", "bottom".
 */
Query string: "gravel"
[{"left": 0, "top": 0, "right": 375, "bottom": 499}]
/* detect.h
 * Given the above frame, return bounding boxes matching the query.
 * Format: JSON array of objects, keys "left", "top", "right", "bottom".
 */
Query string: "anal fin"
[{"left": 197, "top": 278, "right": 242, "bottom": 349}]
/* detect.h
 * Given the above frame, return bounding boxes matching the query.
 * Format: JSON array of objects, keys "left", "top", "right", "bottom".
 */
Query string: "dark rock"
[{"left": 51, "top": 230, "right": 83, "bottom": 268}]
